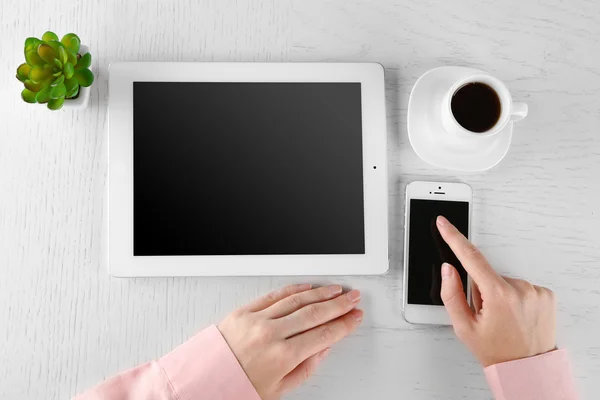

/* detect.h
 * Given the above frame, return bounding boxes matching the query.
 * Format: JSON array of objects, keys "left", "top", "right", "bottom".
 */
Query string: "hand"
[
  {"left": 218, "top": 284, "right": 363, "bottom": 400},
  {"left": 436, "top": 215, "right": 556, "bottom": 367}
]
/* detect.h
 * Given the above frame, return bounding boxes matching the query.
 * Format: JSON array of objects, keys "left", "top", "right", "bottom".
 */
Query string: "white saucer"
[{"left": 407, "top": 66, "right": 513, "bottom": 171}]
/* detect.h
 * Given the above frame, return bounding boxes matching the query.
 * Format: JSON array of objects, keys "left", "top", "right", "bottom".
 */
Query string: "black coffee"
[{"left": 451, "top": 83, "right": 501, "bottom": 133}]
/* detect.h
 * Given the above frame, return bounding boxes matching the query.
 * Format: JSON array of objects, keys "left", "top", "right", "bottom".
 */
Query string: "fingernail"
[
  {"left": 441, "top": 263, "right": 452, "bottom": 280},
  {"left": 437, "top": 215, "right": 448, "bottom": 227},
  {"left": 353, "top": 310, "right": 364, "bottom": 322},
  {"left": 318, "top": 348, "right": 331, "bottom": 360},
  {"left": 328, "top": 284, "right": 343, "bottom": 296},
  {"left": 346, "top": 290, "right": 361, "bottom": 302},
  {"left": 299, "top": 283, "right": 312, "bottom": 290}
]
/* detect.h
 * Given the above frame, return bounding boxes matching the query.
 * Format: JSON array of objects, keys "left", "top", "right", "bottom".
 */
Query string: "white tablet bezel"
[{"left": 108, "top": 62, "right": 388, "bottom": 277}]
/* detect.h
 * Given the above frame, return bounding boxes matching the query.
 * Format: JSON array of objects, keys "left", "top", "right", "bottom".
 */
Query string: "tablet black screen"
[{"left": 133, "top": 82, "right": 365, "bottom": 256}]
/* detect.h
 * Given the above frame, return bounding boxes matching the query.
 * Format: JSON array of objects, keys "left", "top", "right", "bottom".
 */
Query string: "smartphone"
[{"left": 403, "top": 181, "right": 472, "bottom": 325}]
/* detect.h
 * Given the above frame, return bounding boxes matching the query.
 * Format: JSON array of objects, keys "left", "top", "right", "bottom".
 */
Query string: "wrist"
[{"left": 481, "top": 346, "right": 558, "bottom": 367}]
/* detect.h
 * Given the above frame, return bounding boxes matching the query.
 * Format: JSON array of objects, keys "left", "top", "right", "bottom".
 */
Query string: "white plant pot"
[{"left": 62, "top": 44, "right": 91, "bottom": 110}]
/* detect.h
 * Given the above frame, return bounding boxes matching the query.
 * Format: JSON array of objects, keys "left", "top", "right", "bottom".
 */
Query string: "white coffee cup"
[{"left": 441, "top": 73, "right": 528, "bottom": 138}]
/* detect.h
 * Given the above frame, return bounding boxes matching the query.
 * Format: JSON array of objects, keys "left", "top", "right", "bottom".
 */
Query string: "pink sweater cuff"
[
  {"left": 484, "top": 349, "right": 578, "bottom": 399},
  {"left": 159, "top": 325, "right": 261, "bottom": 400}
]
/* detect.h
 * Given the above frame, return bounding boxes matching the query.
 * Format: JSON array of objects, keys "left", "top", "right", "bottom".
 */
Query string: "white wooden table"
[{"left": 1, "top": 1, "right": 599, "bottom": 399}]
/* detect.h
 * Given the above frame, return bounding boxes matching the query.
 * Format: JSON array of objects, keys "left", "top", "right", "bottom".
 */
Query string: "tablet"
[{"left": 108, "top": 62, "right": 388, "bottom": 276}]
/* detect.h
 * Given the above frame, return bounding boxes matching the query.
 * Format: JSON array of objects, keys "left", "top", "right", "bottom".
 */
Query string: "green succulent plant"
[{"left": 16, "top": 31, "right": 94, "bottom": 110}]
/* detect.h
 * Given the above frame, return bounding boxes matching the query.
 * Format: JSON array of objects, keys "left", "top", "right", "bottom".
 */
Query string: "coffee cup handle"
[{"left": 511, "top": 102, "right": 528, "bottom": 122}]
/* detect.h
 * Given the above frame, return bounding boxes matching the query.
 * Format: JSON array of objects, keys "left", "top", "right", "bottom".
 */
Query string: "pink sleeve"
[
  {"left": 73, "top": 325, "right": 261, "bottom": 400},
  {"left": 484, "top": 349, "right": 578, "bottom": 399}
]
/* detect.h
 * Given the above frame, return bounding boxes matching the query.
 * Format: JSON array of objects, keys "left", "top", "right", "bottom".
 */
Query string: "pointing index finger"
[{"left": 436, "top": 216, "right": 505, "bottom": 291}]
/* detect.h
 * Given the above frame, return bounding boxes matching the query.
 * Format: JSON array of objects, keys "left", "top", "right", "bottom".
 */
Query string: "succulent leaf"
[
  {"left": 24, "top": 37, "right": 41, "bottom": 48},
  {"left": 48, "top": 97, "right": 65, "bottom": 110},
  {"left": 25, "top": 50, "right": 44, "bottom": 67},
  {"left": 76, "top": 53, "right": 91, "bottom": 69},
  {"left": 53, "top": 58, "right": 63, "bottom": 70},
  {"left": 37, "top": 44, "right": 57, "bottom": 64},
  {"left": 21, "top": 88, "right": 37, "bottom": 103},
  {"left": 52, "top": 75, "right": 65, "bottom": 87},
  {"left": 65, "top": 76, "right": 78, "bottom": 92},
  {"left": 63, "top": 62, "right": 75, "bottom": 79},
  {"left": 66, "top": 85, "right": 79, "bottom": 99},
  {"left": 50, "top": 83, "right": 67, "bottom": 99},
  {"left": 46, "top": 40, "right": 65, "bottom": 54},
  {"left": 75, "top": 68, "right": 94, "bottom": 87},
  {"left": 36, "top": 85, "right": 52, "bottom": 103},
  {"left": 66, "top": 49, "right": 78, "bottom": 65},
  {"left": 61, "top": 33, "right": 80, "bottom": 54},
  {"left": 17, "top": 63, "right": 32, "bottom": 82},
  {"left": 24, "top": 79, "right": 43, "bottom": 92},
  {"left": 58, "top": 46, "right": 68, "bottom": 65},
  {"left": 42, "top": 31, "right": 59, "bottom": 42},
  {"left": 29, "top": 65, "right": 53, "bottom": 83},
  {"left": 24, "top": 38, "right": 42, "bottom": 54}
]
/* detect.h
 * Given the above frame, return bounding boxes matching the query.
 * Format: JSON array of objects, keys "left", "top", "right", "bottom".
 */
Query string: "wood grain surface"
[{"left": 1, "top": 0, "right": 599, "bottom": 398}]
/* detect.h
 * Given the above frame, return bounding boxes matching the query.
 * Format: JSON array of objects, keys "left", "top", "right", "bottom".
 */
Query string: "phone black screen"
[
  {"left": 407, "top": 199, "right": 469, "bottom": 306},
  {"left": 133, "top": 82, "right": 365, "bottom": 257}
]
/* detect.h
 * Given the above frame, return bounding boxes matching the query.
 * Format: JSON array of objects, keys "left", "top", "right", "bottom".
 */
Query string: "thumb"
[
  {"left": 278, "top": 348, "right": 330, "bottom": 394},
  {"left": 440, "top": 263, "right": 475, "bottom": 336}
]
